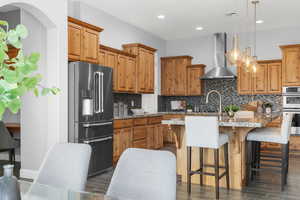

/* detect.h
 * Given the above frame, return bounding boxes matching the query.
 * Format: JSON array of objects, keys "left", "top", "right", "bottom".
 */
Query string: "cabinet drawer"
[
  {"left": 133, "top": 139, "right": 147, "bottom": 149},
  {"left": 114, "top": 119, "right": 133, "bottom": 129},
  {"left": 163, "top": 114, "right": 184, "bottom": 120},
  {"left": 133, "top": 118, "right": 147, "bottom": 126},
  {"left": 147, "top": 116, "right": 162, "bottom": 125},
  {"left": 266, "top": 117, "right": 282, "bottom": 128},
  {"left": 133, "top": 126, "right": 147, "bottom": 140}
]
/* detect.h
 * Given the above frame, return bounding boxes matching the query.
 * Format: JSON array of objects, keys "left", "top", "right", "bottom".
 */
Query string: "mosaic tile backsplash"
[{"left": 158, "top": 79, "right": 282, "bottom": 112}]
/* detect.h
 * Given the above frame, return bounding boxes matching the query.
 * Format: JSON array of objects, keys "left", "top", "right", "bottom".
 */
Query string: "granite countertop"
[{"left": 161, "top": 112, "right": 281, "bottom": 128}]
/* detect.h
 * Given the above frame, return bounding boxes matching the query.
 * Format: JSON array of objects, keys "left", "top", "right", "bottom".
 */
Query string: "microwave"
[{"left": 283, "top": 87, "right": 300, "bottom": 109}]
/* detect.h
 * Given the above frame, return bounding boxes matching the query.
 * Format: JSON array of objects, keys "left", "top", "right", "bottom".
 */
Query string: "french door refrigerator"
[{"left": 68, "top": 61, "right": 113, "bottom": 176}]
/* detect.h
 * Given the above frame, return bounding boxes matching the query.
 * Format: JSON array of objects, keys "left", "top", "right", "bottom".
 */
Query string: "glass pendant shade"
[
  {"left": 226, "top": 34, "right": 242, "bottom": 65},
  {"left": 241, "top": 47, "right": 253, "bottom": 72}
]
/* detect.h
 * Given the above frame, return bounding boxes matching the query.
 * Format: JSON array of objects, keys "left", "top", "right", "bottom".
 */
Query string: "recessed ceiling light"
[
  {"left": 256, "top": 20, "right": 264, "bottom": 24},
  {"left": 157, "top": 15, "right": 165, "bottom": 19},
  {"left": 195, "top": 26, "right": 203, "bottom": 31}
]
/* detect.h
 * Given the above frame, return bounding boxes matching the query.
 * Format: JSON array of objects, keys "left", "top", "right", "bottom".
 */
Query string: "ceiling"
[{"left": 74, "top": 0, "right": 300, "bottom": 40}]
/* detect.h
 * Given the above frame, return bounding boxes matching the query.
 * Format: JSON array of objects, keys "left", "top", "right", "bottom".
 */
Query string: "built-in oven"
[{"left": 283, "top": 87, "right": 300, "bottom": 135}]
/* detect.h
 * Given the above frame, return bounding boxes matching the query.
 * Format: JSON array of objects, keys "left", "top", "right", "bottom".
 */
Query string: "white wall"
[
  {"left": 69, "top": 2, "right": 166, "bottom": 111},
  {"left": 0, "top": 0, "right": 68, "bottom": 179},
  {"left": 166, "top": 27, "right": 300, "bottom": 74}
]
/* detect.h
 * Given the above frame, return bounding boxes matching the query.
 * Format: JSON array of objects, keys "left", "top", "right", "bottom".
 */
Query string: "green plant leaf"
[
  {"left": 0, "top": 20, "right": 8, "bottom": 27},
  {"left": 8, "top": 98, "right": 21, "bottom": 114},
  {"left": 28, "top": 53, "right": 40, "bottom": 64},
  {"left": 0, "top": 101, "right": 5, "bottom": 120},
  {"left": 33, "top": 88, "right": 39, "bottom": 97},
  {"left": 50, "top": 87, "right": 60, "bottom": 95},
  {"left": 15, "top": 24, "right": 28, "bottom": 39},
  {"left": 41, "top": 88, "right": 50, "bottom": 96}
]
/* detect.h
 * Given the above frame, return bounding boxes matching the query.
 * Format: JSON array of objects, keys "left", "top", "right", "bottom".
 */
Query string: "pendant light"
[{"left": 250, "top": 0, "right": 260, "bottom": 73}]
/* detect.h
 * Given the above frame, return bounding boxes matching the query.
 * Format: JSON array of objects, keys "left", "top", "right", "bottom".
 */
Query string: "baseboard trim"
[{"left": 20, "top": 169, "right": 38, "bottom": 180}]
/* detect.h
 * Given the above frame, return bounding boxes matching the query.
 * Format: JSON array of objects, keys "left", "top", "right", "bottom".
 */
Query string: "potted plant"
[
  {"left": 186, "top": 104, "right": 193, "bottom": 113},
  {"left": 263, "top": 102, "right": 273, "bottom": 115},
  {"left": 224, "top": 105, "right": 240, "bottom": 119},
  {"left": 0, "top": 20, "right": 59, "bottom": 198}
]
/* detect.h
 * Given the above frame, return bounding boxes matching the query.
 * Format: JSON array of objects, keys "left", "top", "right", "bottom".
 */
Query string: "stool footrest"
[
  {"left": 260, "top": 158, "right": 282, "bottom": 163},
  {"left": 251, "top": 167, "right": 281, "bottom": 173},
  {"left": 219, "top": 171, "right": 227, "bottom": 180},
  {"left": 203, "top": 164, "right": 225, "bottom": 168},
  {"left": 190, "top": 170, "right": 215, "bottom": 176},
  {"left": 260, "top": 153, "right": 282, "bottom": 159}
]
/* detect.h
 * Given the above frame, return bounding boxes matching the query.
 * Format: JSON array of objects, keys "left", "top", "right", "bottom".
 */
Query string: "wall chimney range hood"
[{"left": 201, "top": 33, "right": 236, "bottom": 80}]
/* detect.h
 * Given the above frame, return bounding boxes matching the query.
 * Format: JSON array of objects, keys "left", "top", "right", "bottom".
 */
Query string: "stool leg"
[
  {"left": 9, "top": 149, "right": 13, "bottom": 164},
  {"left": 246, "top": 140, "right": 253, "bottom": 185},
  {"left": 281, "top": 144, "right": 288, "bottom": 191},
  {"left": 224, "top": 143, "right": 230, "bottom": 190},
  {"left": 214, "top": 149, "right": 219, "bottom": 199},
  {"left": 187, "top": 146, "right": 192, "bottom": 194},
  {"left": 287, "top": 142, "right": 290, "bottom": 174},
  {"left": 199, "top": 147, "right": 204, "bottom": 186}
]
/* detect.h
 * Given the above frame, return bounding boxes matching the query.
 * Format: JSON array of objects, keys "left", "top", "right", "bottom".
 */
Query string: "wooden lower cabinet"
[{"left": 114, "top": 117, "right": 164, "bottom": 162}]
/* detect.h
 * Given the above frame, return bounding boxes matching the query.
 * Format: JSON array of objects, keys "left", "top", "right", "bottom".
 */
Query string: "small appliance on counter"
[
  {"left": 170, "top": 100, "right": 186, "bottom": 111},
  {"left": 69, "top": 61, "right": 113, "bottom": 176}
]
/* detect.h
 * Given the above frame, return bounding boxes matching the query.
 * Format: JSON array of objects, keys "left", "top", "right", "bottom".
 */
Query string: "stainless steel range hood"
[{"left": 201, "top": 33, "right": 236, "bottom": 79}]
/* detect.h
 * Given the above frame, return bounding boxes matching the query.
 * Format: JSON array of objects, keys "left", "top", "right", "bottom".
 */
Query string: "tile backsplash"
[
  {"left": 113, "top": 93, "right": 142, "bottom": 108},
  {"left": 158, "top": 79, "right": 282, "bottom": 112}
]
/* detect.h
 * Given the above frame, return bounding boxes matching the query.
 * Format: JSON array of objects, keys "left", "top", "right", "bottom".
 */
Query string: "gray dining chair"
[
  {"left": 0, "top": 121, "right": 18, "bottom": 164},
  {"left": 34, "top": 143, "right": 91, "bottom": 191},
  {"left": 107, "top": 148, "right": 176, "bottom": 200}
]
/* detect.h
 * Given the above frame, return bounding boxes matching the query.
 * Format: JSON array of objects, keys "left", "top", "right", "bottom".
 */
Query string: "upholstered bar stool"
[
  {"left": 185, "top": 116, "right": 230, "bottom": 199},
  {"left": 246, "top": 113, "right": 293, "bottom": 191}
]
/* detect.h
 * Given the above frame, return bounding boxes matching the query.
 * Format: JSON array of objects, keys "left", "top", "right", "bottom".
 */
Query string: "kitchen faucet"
[{"left": 206, "top": 90, "right": 222, "bottom": 116}]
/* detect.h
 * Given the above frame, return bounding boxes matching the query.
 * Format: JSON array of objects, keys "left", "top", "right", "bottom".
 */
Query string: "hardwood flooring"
[{"left": 86, "top": 146, "right": 300, "bottom": 200}]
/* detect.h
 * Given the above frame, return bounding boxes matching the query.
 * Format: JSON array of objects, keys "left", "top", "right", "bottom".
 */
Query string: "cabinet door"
[
  {"left": 187, "top": 67, "right": 204, "bottom": 95},
  {"left": 268, "top": 62, "right": 282, "bottom": 94},
  {"left": 126, "top": 57, "right": 136, "bottom": 92},
  {"left": 174, "top": 58, "right": 187, "bottom": 95},
  {"left": 146, "top": 52, "right": 155, "bottom": 93},
  {"left": 113, "top": 129, "right": 121, "bottom": 162},
  {"left": 68, "top": 22, "right": 82, "bottom": 61},
  {"left": 237, "top": 64, "right": 252, "bottom": 94},
  {"left": 161, "top": 59, "right": 174, "bottom": 95},
  {"left": 82, "top": 28, "right": 99, "bottom": 64},
  {"left": 147, "top": 125, "right": 155, "bottom": 149},
  {"left": 121, "top": 128, "right": 132, "bottom": 153},
  {"left": 117, "top": 55, "right": 127, "bottom": 91},
  {"left": 105, "top": 51, "right": 118, "bottom": 91},
  {"left": 282, "top": 48, "right": 300, "bottom": 86},
  {"left": 133, "top": 126, "right": 147, "bottom": 149},
  {"left": 153, "top": 124, "right": 164, "bottom": 149},
  {"left": 98, "top": 49, "right": 106, "bottom": 65},
  {"left": 162, "top": 125, "right": 174, "bottom": 144},
  {"left": 137, "top": 49, "right": 147, "bottom": 92},
  {"left": 253, "top": 63, "right": 268, "bottom": 94}
]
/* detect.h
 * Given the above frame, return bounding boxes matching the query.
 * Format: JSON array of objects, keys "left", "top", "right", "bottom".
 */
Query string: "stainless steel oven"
[
  {"left": 283, "top": 87, "right": 300, "bottom": 109},
  {"left": 283, "top": 87, "right": 300, "bottom": 135}
]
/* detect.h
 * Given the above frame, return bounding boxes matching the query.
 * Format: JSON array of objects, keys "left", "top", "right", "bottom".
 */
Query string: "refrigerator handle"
[
  {"left": 94, "top": 72, "right": 101, "bottom": 114},
  {"left": 101, "top": 72, "right": 104, "bottom": 113}
]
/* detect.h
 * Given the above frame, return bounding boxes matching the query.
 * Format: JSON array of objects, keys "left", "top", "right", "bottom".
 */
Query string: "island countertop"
[{"left": 161, "top": 112, "right": 281, "bottom": 128}]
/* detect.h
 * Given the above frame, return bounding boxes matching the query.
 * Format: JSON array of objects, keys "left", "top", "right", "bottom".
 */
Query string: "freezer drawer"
[{"left": 84, "top": 136, "right": 113, "bottom": 176}]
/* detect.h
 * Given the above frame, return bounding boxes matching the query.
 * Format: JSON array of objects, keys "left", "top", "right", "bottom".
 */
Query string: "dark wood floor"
[{"left": 86, "top": 148, "right": 300, "bottom": 200}]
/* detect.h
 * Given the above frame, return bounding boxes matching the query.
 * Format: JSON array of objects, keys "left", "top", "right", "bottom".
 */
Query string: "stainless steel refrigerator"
[{"left": 68, "top": 61, "right": 113, "bottom": 176}]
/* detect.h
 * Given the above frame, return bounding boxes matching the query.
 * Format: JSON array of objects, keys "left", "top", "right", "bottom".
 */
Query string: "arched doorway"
[{"left": 0, "top": 0, "right": 68, "bottom": 179}]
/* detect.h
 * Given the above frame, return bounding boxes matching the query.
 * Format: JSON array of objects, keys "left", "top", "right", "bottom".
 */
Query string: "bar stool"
[
  {"left": 185, "top": 116, "right": 230, "bottom": 199},
  {"left": 246, "top": 113, "right": 293, "bottom": 191}
]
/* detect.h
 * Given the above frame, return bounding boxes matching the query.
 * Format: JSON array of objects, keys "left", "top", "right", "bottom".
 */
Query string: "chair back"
[
  {"left": 35, "top": 143, "right": 91, "bottom": 191},
  {"left": 185, "top": 116, "right": 219, "bottom": 148},
  {"left": 281, "top": 113, "right": 294, "bottom": 142},
  {"left": 107, "top": 148, "right": 176, "bottom": 200},
  {"left": 0, "top": 121, "right": 16, "bottom": 150}
]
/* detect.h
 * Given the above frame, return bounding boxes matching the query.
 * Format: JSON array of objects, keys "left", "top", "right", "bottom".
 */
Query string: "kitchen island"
[{"left": 161, "top": 113, "right": 280, "bottom": 190}]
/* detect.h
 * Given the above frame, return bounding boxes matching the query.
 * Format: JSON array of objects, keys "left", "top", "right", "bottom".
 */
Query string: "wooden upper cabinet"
[
  {"left": 237, "top": 64, "right": 252, "bottom": 94},
  {"left": 280, "top": 45, "right": 300, "bottom": 86},
  {"left": 161, "top": 59, "right": 174, "bottom": 95},
  {"left": 99, "top": 45, "right": 136, "bottom": 93},
  {"left": 161, "top": 56, "right": 193, "bottom": 96},
  {"left": 126, "top": 57, "right": 136, "bottom": 92},
  {"left": 253, "top": 63, "right": 268, "bottom": 94},
  {"left": 123, "top": 43, "right": 157, "bottom": 94},
  {"left": 98, "top": 49, "right": 106, "bottom": 65},
  {"left": 267, "top": 61, "right": 282, "bottom": 94},
  {"left": 187, "top": 64, "right": 206, "bottom": 96},
  {"left": 68, "top": 17, "right": 103, "bottom": 63},
  {"left": 238, "top": 59, "right": 282, "bottom": 95},
  {"left": 68, "top": 22, "right": 82, "bottom": 61},
  {"left": 117, "top": 55, "right": 127, "bottom": 91}
]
